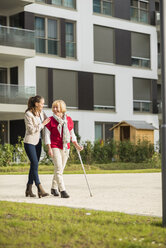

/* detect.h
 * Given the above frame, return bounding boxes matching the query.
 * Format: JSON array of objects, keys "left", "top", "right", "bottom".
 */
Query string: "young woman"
[
  {"left": 24, "top": 95, "right": 50, "bottom": 198},
  {"left": 45, "top": 100, "right": 83, "bottom": 198}
]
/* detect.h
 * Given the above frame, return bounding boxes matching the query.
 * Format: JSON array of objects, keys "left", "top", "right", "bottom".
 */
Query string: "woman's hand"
[
  {"left": 48, "top": 148, "right": 53, "bottom": 157},
  {"left": 42, "top": 118, "right": 50, "bottom": 126},
  {"left": 73, "top": 142, "right": 83, "bottom": 152}
]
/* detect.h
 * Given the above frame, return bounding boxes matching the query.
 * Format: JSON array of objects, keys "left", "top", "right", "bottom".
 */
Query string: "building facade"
[{"left": 0, "top": 0, "right": 160, "bottom": 146}]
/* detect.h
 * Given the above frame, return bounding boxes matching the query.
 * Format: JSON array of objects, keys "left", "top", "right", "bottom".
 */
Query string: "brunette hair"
[
  {"left": 25, "top": 95, "right": 44, "bottom": 116},
  {"left": 52, "top": 100, "right": 66, "bottom": 113}
]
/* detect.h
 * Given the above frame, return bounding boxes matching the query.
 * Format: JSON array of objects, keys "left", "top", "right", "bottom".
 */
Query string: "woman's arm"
[
  {"left": 45, "top": 127, "right": 53, "bottom": 157},
  {"left": 25, "top": 112, "right": 50, "bottom": 135},
  {"left": 24, "top": 113, "right": 44, "bottom": 135},
  {"left": 70, "top": 129, "right": 83, "bottom": 151}
]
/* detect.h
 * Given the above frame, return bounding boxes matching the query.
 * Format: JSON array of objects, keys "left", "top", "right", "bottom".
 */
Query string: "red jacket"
[{"left": 45, "top": 115, "right": 74, "bottom": 149}]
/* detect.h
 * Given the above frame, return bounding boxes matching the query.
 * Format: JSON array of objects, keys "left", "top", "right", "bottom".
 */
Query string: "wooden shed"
[{"left": 110, "top": 120, "right": 157, "bottom": 144}]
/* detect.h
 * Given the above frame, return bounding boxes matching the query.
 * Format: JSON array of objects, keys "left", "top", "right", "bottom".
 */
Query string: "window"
[
  {"left": 0, "top": 68, "right": 7, "bottom": 84},
  {"left": 65, "top": 22, "right": 76, "bottom": 58},
  {"left": 133, "top": 78, "right": 152, "bottom": 112},
  {"left": 10, "top": 14, "right": 23, "bottom": 28},
  {"left": 0, "top": 16, "right": 7, "bottom": 26},
  {"left": 93, "top": 74, "right": 115, "bottom": 110},
  {"left": 35, "top": 17, "right": 46, "bottom": 53},
  {"left": 35, "top": 17, "right": 59, "bottom": 55},
  {"left": 130, "top": 0, "right": 149, "bottom": 24},
  {"left": 94, "top": 25, "right": 114, "bottom": 63},
  {"left": 131, "top": 32, "right": 150, "bottom": 68},
  {"left": 93, "top": 0, "right": 113, "bottom": 16},
  {"left": 53, "top": 69, "right": 78, "bottom": 108},
  {"left": 35, "top": 17, "right": 76, "bottom": 58},
  {"left": 95, "top": 122, "right": 115, "bottom": 141},
  {"left": 36, "top": 0, "right": 76, "bottom": 9}
]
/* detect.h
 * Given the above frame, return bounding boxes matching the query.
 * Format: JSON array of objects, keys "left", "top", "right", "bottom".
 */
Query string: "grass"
[
  {"left": 0, "top": 163, "right": 161, "bottom": 175},
  {"left": 0, "top": 201, "right": 165, "bottom": 248}
]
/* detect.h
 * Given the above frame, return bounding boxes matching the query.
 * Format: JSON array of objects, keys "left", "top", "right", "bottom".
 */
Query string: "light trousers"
[{"left": 52, "top": 148, "right": 69, "bottom": 191}]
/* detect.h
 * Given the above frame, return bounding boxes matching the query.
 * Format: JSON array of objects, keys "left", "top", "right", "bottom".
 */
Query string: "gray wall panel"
[
  {"left": 115, "top": 29, "right": 131, "bottom": 66},
  {"left": 114, "top": 0, "right": 130, "bottom": 20}
]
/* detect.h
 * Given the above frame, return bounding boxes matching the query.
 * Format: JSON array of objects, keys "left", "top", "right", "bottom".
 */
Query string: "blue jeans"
[{"left": 24, "top": 139, "right": 42, "bottom": 186}]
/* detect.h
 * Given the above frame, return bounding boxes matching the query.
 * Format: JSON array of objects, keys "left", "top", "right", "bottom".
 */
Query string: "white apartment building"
[{"left": 0, "top": 0, "right": 160, "bottom": 146}]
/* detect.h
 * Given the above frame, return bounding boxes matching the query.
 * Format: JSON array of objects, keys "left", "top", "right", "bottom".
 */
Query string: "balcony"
[
  {"left": 0, "top": 84, "right": 36, "bottom": 105},
  {"left": 0, "top": 25, "right": 35, "bottom": 61},
  {"left": 0, "top": 0, "right": 34, "bottom": 11}
]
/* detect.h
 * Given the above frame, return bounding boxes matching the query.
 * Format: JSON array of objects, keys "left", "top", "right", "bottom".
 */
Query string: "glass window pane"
[
  {"left": 132, "top": 58, "right": 139, "bottom": 67},
  {"left": 48, "top": 40, "right": 58, "bottom": 55},
  {"left": 140, "top": 2, "right": 148, "bottom": 10},
  {"left": 140, "top": 10, "right": 148, "bottom": 23},
  {"left": 52, "top": 0, "right": 61, "bottom": 5},
  {"left": 142, "top": 102, "right": 151, "bottom": 112},
  {"left": 36, "top": 0, "right": 45, "bottom": 2},
  {"left": 0, "top": 68, "right": 7, "bottom": 84},
  {"left": 105, "top": 123, "right": 114, "bottom": 140},
  {"left": 141, "top": 59, "right": 150, "bottom": 68},
  {"left": 95, "top": 124, "right": 103, "bottom": 140},
  {"left": 66, "top": 43, "right": 74, "bottom": 57},
  {"left": 133, "top": 102, "right": 140, "bottom": 111},
  {"left": 131, "top": 0, "right": 138, "bottom": 7},
  {"left": 93, "top": 0, "right": 101, "bottom": 13},
  {"left": 66, "top": 23, "right": 74, "bottom": 42},
  {"left": 130, "top": 8, "right": 138, "bottom": 21},
  {"left": 35, "top": 38, "right": 45, "bottom": 53},
  {"left": 48, "top": 19, "right": 57, "bottom": 39},
  {"left": 0, "top": 16, "right": 7, "bottom": 26},
  {"left": 103, "top": 2, "right": 112, "bottom": 16},
  {"left": 65, "top": 23, "right": 75, "bottom": 57},
  {"left": 64, "top": 0, "right": 75, "bottom": 8},
  {"left": 35, "top": 17, "right": 45, "bottom": 37}
]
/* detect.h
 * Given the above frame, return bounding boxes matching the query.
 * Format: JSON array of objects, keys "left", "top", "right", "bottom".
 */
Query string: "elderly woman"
[{"left": 45, "top": 100, "right": 83, "bottom": 198}]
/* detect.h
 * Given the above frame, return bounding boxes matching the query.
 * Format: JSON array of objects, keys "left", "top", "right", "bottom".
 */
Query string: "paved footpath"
[{"left": 0, "top": 173, "right": 162, "bottom": 217}]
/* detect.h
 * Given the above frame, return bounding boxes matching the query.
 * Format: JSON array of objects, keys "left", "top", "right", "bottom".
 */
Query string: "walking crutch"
[{"left": 76, "top": 149, "right": 93, "bottom": 197}]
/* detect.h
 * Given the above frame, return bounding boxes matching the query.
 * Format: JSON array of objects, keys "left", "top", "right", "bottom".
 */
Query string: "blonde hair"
[{"left": 52, "top": 100, "right": 67, "bottom": 113}]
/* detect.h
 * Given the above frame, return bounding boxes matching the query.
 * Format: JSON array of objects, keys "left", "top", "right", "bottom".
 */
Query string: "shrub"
[
  {"left": 117, "top": 141, "right": 135, "bottom": 162},
  {"left": 0, "top": 143, "right": 14, "bottom": 166},
  {"left": 81, "top": 140, "right": 94, "bottom": 165},
  {"left": 14, "top": 137, "right": 29, "bottom": 163},
  {"left": 117, "top": 140, "right": 154, "bottom": 163}
]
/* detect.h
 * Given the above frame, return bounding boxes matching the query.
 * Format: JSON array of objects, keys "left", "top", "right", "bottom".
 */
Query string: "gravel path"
[{"left": 0, "top": 173, "right": 162, "bottom": 217}]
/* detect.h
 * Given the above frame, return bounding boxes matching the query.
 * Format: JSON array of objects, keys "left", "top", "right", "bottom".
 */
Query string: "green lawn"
[
  {"left": 0, "top": 201, "right": 165, "bottom": 248},
  {"left": 0, "top": 163, "right": 161, "bottom": 175}
]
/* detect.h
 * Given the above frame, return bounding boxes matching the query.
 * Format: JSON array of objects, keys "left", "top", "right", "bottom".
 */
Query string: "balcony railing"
[
  {"left": 0, "top": 25, "right": 34, "bottom": 50},
  {"left": 133, "top": 100, "right": 152, "bottom": 113},
  {"left": 0, "top": 84, "right": 36, "bottom": 104}
]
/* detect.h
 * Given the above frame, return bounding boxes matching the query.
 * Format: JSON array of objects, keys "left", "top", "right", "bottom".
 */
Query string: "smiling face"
[
  {"left": 52, "top": 100, "right": 66, "bottom": 118},
  {"left": 35, "top": 98, "right": 45, "bottom": 112},
  {"left": 52, "top": 103, "right": 63, "bottom": 118}
]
